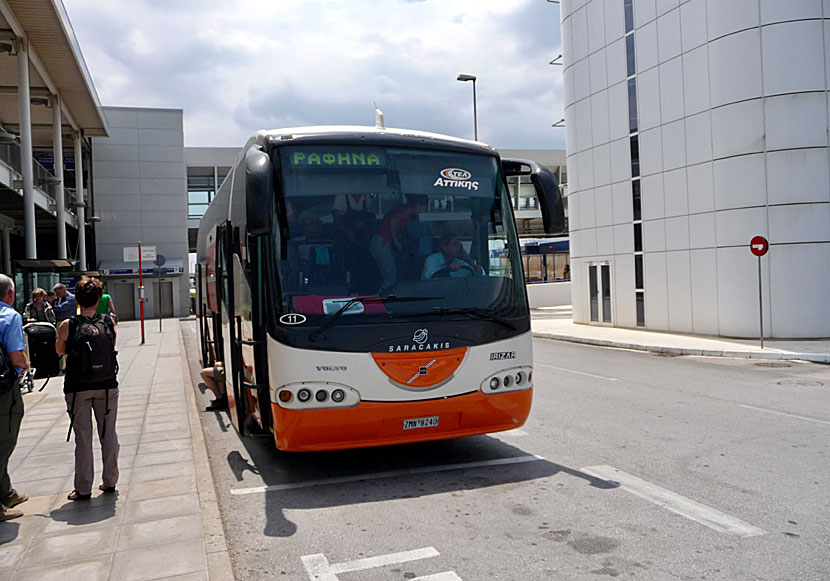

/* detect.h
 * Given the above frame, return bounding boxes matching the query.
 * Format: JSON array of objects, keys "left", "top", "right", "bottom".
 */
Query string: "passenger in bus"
[
  {"left": 200, "top": 362, "right": 228, "bottom": 411},
  {"left": 422, "top": 234, "right": 483, "bottom": 279},
  {"left": 332, "top": 194, "right": 371, "bottom": 243},
  {"left": 332, "top": 194, "right": 374, "bottom": 291},
  {"left": 369, "top": 194, "right": 428, "bottom": 292}
]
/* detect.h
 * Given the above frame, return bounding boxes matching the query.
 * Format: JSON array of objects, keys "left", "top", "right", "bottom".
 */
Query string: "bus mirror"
[
  {"left": 502, "top": 158, "right": 566, "bottom": 235},
  {"left": 246, "top": 148, "right": 272, "bottom": 236}
]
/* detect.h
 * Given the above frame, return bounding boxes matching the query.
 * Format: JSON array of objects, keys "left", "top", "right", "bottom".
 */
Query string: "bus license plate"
[{"left": 403, "top": 416, "right": 439, "bottom": 430}]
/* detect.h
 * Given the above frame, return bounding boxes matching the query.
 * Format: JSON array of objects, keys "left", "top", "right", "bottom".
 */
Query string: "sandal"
[
  {"left": 99, "top": 484, "right": 116, "bottom": 494},
  {"left": 67, "top": 490, "right": 91, "bottom": 501}
]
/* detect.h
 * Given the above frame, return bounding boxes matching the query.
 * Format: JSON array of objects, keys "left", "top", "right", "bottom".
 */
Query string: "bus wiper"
[
  {"left": 393, "top": 307, "right": 519, "bottom": 330},
  {"left": 308, "top": 295, "right": 444, "bottom": 342}
]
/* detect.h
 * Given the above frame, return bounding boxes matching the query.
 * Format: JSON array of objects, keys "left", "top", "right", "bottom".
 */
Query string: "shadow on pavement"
[{"left": 180, "top": 320, "right": 619, "bottom": 539}]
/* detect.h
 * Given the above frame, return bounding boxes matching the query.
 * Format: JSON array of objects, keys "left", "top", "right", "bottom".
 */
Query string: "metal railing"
[{"left": 0, "top": 141, "right": 75, "bottom": 211}]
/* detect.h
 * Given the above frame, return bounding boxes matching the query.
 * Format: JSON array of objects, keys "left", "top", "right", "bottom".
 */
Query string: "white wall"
[
  {"left": 527, "top": 282, "right": 572, "bottom": 309},
  {"left": 562, "top": 0, "right": 830, "bottom": 338}
]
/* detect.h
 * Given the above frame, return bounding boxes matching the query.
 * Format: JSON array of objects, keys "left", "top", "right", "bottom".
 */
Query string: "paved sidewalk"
[
  {"left": 0, "top": 320, "right": 232, "bottom": 580},
  {"left": 532, "top": 306, "right": 830, "bottom": 363}
]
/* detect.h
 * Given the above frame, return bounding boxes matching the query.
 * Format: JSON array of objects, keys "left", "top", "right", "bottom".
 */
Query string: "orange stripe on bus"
[{"left": 371, "top": 347, "right": 468, "bottom": 388}]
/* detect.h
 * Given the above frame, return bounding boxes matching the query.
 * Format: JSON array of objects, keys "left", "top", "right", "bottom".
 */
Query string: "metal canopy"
[
  {"left": 0, "top": 0, "right": 108, "bottom": 147},
  {"left": 15, "top": 258, "right": 74, "bottom": 270}
]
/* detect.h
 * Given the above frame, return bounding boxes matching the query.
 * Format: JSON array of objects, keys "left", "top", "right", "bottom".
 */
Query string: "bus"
[{"left": 195, "top": 125, "right": 564, "bottom": 451}]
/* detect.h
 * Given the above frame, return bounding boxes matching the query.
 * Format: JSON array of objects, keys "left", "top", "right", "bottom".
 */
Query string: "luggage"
[
  {"left": 65, "top": 314, "right": 117, "bottom": 386},
  {"left": 24, "top": 322, "right": 60, "bottom": 378}
]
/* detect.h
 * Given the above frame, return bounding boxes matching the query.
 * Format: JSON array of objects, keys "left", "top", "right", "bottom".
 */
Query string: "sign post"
[
  {"left": 154, "top": 254, "right": 166, "bottom": 332},
  {"left": 138, "top": 242, "right": 146, "bottom": 344},
  {"left": 124, "top": 244, "right": 157, "bottom": 345},
  {"left": 749, "top": 235, "right": 769, "bottom": 349}
]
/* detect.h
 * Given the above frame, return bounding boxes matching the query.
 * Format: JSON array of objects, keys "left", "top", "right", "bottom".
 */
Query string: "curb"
[
  {"left": 531, "top": 332, "right": 830, "bottom": 364},
  {"left": 178, "top": 323, "right": 235, "bottom": 581}
]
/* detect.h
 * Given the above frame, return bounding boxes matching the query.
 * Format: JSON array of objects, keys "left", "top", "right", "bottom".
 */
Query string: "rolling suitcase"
[{"left": 24, "top": 322, "right": 60, "bottom": 378}]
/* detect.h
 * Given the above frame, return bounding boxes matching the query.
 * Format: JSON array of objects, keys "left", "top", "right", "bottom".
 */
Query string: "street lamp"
[{"left": 456, "top": 74, "right": 477, "bottom": 141}]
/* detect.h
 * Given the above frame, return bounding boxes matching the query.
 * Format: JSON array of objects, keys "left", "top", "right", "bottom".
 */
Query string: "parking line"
[
  {"left": 581, "top": 465, "right": 766, "bottom": 537},
  {"left": 302, "top": 547, "right": 439, "bottom": 581},
  {"left": 536, "top": 363, "right": 618, "bottom": 381},
  {"left": 331, "top": 547, "right": 439, "bottom": 574},
  {"left": 737, "top": 404, "right": 830, "bottom": 426},
  {"left": 231, "top": 455, "right": 545, "bottom": 496}
]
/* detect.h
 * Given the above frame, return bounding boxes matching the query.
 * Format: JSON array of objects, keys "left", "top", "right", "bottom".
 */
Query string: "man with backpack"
[
  {"left": 0, "top": 274, "right": 29, "bottom": 520},
  {"left": 56, "top": 276, "right": 119, "bottom": 501}
]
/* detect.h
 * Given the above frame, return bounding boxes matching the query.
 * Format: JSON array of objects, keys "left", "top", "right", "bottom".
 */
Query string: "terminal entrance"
[
  {"left": 152, "top": 279, "right": 175, "bottom": 318},
  {"left": 112, "top": 282, "right": 136, "bottom": 321}
]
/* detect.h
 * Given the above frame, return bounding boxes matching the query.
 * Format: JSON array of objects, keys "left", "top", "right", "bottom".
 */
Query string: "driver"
[{"left": 422, "top": 234, "right": 484, "bottom": 279}]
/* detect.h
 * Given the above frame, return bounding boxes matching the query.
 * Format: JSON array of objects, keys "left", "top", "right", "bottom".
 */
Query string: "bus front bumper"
[{"left": 271, "top": 388, "right": 532, "bottom": 452}]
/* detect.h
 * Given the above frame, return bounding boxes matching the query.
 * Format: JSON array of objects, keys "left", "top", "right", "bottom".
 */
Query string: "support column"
[
  {"left": 74, "top": 132, "right": 86, "bottom": 271},
  {"left": 1, "top": 226, "right": 10, "bottom": 275},
  {"left": 52, "top": 94, "right": 66, "bottom": 259},
  {"left": 17, "top": 37, "right": 35, "bottom": 259}
]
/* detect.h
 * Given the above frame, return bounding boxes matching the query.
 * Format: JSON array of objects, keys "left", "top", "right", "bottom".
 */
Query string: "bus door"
[
  {"left": 196, "top": 263, "right": 209, "bottom": 367},
  {"left": 231, "top": 228, "right": 269, "bottom": 432},
  {"left": 216, "top": 222, "right": 246, "bottom": 434}
]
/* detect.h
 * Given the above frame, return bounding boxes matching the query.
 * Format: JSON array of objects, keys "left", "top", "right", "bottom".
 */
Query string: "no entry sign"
[{"left": 750, "top": 235, "right": 768, "bottom": 257}]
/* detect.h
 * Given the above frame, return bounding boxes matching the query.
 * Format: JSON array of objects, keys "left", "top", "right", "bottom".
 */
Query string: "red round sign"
[{"left": 750, "top": 235, "right": 768, "bottom": 257}]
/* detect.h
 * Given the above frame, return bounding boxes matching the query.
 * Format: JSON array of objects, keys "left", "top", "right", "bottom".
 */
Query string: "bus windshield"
[{"left": 272, "top": 144, "right": 527, "bottom": 338}]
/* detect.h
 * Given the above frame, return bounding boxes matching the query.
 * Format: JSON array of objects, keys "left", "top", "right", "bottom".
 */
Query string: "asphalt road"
[{"left": 181, "top": 322, "right": 830, "bottom": 580}]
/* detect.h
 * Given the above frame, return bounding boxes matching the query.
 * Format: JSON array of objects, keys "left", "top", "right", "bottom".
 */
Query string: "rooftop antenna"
[{"left": 374, "top": 102, "right": 386, "bottom": 130}]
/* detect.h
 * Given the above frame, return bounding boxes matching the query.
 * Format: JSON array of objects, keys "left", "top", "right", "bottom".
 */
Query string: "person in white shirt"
[{"left": 421, "top": 234, "right": 484, "bottom": 279}]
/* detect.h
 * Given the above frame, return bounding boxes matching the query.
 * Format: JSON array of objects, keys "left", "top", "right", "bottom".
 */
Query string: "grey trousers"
[
  {"left": 66, "top": 388, "right": 119, "bottom": 495},
  {"left": 0, "top": 386, "right": 24, "bottom": 505},
  {"left": 369, "top": 234, "right": 397, "bottom": 290}
]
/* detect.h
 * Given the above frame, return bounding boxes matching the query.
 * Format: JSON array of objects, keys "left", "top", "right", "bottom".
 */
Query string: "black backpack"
[
  {"left": 0, "top": 341, "right": 17, "bottom": 394},
  {"left": 66, "top": 314, "right": 118, "bottom": 387}
]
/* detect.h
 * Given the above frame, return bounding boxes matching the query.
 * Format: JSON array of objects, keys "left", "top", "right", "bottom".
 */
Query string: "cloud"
[{"left": 64, "top": 0, "right": 564, "bottom": 149}]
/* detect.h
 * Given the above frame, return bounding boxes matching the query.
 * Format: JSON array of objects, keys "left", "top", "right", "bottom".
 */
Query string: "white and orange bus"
[{"left": 195, "top": 125, "right": 563, "bottom": 451}]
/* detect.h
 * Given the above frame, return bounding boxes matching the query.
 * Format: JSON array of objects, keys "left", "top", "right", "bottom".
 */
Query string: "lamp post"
[{"left": 456, "top": 74, "right": 477, "bottom": 141}]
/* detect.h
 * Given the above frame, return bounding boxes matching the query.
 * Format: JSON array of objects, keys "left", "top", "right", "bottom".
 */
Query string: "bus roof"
[{"left": 249, "top": 125, "right": 492, "bottom": 151}]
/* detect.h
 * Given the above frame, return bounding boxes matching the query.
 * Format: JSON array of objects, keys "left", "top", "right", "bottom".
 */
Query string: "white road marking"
[
  {"left": 737, "top": 404, "right": 830, "bottom": 426},
  {"left": 331, "top": 547, "right": 439, "bottom": 574},
  {"left": 536, "top": 362, "right": 618, "bottom": 381},
  {"left": 302, "top": 547, "right": 461, "bottom": 580},
  {"left": 494, "top": 428, "right": 529, "bottom": 437},
  {"left": 581, "top": 465, "right": 766, "bottom": 538},
  {"left": 231, "top": 455, "right": 545, "bottom": 496}
]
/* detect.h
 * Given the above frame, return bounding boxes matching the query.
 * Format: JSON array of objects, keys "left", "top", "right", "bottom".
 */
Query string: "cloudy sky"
[{"left": 63, "top": 0, "right": 565, "bottom": 150}]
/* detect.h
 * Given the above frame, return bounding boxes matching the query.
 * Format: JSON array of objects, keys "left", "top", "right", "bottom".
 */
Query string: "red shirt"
[{"left": 376, "top": 204, "right": 414, "bottom": 246}]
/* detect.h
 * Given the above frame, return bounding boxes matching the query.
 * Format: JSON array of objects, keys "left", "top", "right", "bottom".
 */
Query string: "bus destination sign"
[{"left": 289, "top": 149, "right": 385, "bottom": 168}]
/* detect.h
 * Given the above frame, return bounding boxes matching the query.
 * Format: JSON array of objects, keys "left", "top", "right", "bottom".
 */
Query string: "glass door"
[{"left": 588, "top": 263, "right": 612, "bottom": 325}]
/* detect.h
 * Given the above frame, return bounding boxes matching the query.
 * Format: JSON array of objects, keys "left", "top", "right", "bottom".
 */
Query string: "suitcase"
[{"left": 24, "top": 323, "right": 60, "bottom": 378}]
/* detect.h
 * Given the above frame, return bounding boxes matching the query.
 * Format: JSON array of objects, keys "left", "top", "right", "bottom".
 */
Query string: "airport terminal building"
[{"left": 561, "top": 0, "right": 830, "bottom": 338}]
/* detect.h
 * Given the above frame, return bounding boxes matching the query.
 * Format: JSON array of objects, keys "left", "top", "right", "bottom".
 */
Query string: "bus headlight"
[
  {"left": 276, "top": 383, "right": 359, "bottom": 409},
  {"left": 480, "top": 366, "right": 532, "bottom": 395}
]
